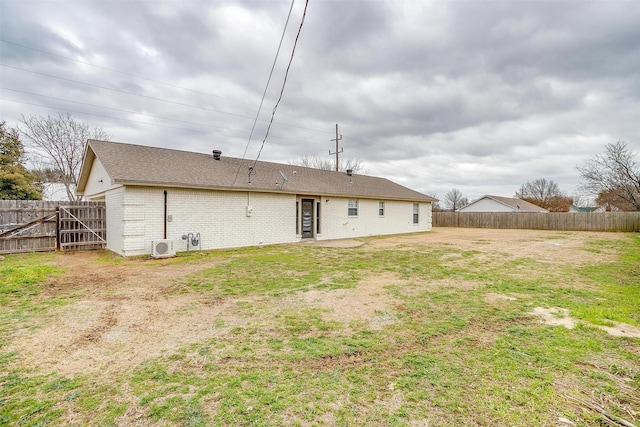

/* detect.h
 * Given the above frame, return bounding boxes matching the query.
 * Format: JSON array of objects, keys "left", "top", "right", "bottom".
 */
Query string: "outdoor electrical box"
[{"left": 246, "top": 206, "right": 253, "bottom": 217}]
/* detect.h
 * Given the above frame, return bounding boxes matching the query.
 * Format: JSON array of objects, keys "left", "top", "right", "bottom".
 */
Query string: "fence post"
[{"left": 55, "top": 207, "right": 61, "bottom": 251}]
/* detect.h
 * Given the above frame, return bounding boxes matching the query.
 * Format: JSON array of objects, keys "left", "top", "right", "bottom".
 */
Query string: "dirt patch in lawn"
[
  {"left": 531, "top": 306, "right": 640, "bottom": 338},
  {"left": 596, "top": 322, "right": 640, "bottom": 338},
  {"left": 15, "top": 255, "right": 244, "bottom": 378},
  {"left": 11, "top": 259, "right": 404, "bottom": 378},
  {"left": 484, "top": 292, "right": 517, "bottom": 304},
  {"left": 283, "top": 272, "right": 405, "bottom": 328},
  {"left": 301, "top": 239, "right": 365, "bottom": 248},
  {"left": 532, "top": 307, "right": 576, "bottom": 329},
  {"left": 372, "top": 228, "right": 626, "bottom": 266}
]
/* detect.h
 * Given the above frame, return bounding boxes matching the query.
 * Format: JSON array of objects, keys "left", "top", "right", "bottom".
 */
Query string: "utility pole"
[{"left": 329, "top": 123, "right": 343, "bottom": 172}]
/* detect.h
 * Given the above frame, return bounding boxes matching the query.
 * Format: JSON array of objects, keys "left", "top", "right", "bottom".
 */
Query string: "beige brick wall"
[
  {"left": 120, "top": 187, "right": 297, "bottom": 255},
  {"left": 108, "top": 186, "right": 432, "bottom": 256},
  {"left": 105, "top": 187, "right": 125, "bottom": 255},
  {"left": 317, "top": 197, "right": 432, "bottom": 240}
]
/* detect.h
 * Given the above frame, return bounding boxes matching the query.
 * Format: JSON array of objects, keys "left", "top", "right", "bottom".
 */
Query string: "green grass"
[
  {"left": 571, "top": 236, "right": 640, "bottom": 326},
  {"left": 182, "top": 246, "right": 365, "bottom": 295},
  {"left": 0, "top": 254, "right": 85, "bottom": 427},
  {"left": 1, "top": 232, "right": 639, "bottom": 426},
  {"left": 0, "top": 252, "right": 65, "bottom": 344},
  {"left": 0, "top": 253, "right": 66, "bottom": 339},
  {"left": 0, "top": 252, "right": 61, "bottom": 302}
]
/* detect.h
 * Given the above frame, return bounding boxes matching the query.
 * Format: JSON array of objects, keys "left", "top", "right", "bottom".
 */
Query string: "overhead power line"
[
  {"left": 0, "top": 39, "right": 334, "bottom": 136},
  {"left": 1, "top": 97, "right": 209, "bottom": 134},
  {"left": 251, "top": 0, "right": 310, "bottom": 171},
  {"left": 1, "top": 86, "right": 233, "bottom": 132},
  {"left": 0, "top": 63, "right": 255, "bottom": 120},
  {"left": 0, "top": 86, "right": 302, "bottom": 143},
  {"left": 0, "top": 38, "right": 253, "bottom": 108},
  {"left": 241, "top": 0, "right": 296, "bottom": 160},
  {"left": 0, "top": 63, "right": 333, "bottom": 135},
  {"left": 233, "top": 0, "right": 296, "bottom": 186},
  {"left": 0, "top": 92, "right": 307, "bottom": 145}
]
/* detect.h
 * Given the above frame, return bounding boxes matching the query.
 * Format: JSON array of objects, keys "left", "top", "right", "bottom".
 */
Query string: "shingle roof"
[
  {"left": 77, "top": 140, "right": 436, "bottom": 202},
  {"left": 464, "top": 195, "right": 548, "bottom": 212}
]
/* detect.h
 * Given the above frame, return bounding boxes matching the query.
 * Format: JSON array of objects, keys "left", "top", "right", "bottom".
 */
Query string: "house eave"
[
  {"left": 114, "top": 180, "right": 435, "bottom": 203},
  {"left": 76, "top": 144, "right": 96, "bottom": 195}
]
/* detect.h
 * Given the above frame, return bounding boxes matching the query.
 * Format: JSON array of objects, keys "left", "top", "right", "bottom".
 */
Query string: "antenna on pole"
[{"left": 329, "top": 123, "right": 343, "bottom": 172}]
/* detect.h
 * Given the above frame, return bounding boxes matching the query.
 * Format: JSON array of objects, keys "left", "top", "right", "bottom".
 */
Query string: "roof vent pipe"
[
  {"left": 346, "top": 169, "right": 353, "bottom": 176},
  {"left": 212, "top": 150, "right": 222, "bottom": 160}
]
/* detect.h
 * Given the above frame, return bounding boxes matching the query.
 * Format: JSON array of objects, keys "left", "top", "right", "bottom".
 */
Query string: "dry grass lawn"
[{"left": 1, "top": 228, "right": 638, "bottom": 426}]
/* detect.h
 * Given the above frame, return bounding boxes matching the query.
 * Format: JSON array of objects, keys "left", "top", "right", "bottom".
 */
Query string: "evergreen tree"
[{"left": 0, "top": 121, "right": 42, "bottom": 200}]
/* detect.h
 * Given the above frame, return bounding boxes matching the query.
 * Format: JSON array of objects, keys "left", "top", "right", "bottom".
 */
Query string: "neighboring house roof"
[
  {"left": 77, "top": 140, "right": 436, "bottom": 202},
  {"left": 461, "top": 195, "right": 549, "bottom": 212},
  {"left": 42, "top": 183, "right": 70, "bottom": 201},
  {"left": 569, "top": 205, "right": 600, "bottom": 213}
]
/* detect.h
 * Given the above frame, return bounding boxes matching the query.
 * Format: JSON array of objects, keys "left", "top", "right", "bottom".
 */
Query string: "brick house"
[{"left": 76, "top": 140, "right": 436, "bottom": 256}]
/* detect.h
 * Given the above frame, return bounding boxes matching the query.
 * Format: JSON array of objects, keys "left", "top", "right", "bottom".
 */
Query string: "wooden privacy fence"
[
  {"left": 0, "top": 200, "right": 106, "bottom": 254},
  {"left": 433, "top": 211, "right": 640, "bottom": 232}
]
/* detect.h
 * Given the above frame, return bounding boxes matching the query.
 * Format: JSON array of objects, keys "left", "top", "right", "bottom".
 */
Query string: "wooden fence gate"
[
  {"left": 0, "top": 200, "right": 106, "bottom": 255},
  {"left": 58, "top": 204, "right": 107, "bottom": 252}
]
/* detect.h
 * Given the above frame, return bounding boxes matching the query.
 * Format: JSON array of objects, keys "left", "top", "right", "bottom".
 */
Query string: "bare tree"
[
  {"left": 577, "top": 141, "right": 640, "bottom": 211},
  {"left": 290, "top": 154, "right": 367, "bottom": 174},
  {"left": 515, "top": 178, "right": 572, "bottom": 212},
  {"left": 444, "top": 188, "right": 468, "bottom": 212},
  {"left": 19, "top": 113, "right": 109, "bottom": 201},
  {"left": 515, "top": 178, "right": 560, "bottom": 202},
  {"left": 428, "top": 194, "right": 442, "bottom": 212}
]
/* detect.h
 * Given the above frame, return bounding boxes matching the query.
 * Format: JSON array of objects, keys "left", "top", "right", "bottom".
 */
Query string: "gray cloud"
[{"left": 1, "top": 0, "right": 638, "bottom": 202}]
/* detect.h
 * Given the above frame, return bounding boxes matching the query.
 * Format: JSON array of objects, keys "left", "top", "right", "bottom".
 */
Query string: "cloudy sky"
[{"left": 1, "top": 0, "right": 638, "bottom": 203}]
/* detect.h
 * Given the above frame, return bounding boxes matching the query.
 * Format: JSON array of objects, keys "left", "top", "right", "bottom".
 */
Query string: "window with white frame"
[
  {"left": 379, "top": 201, "right": 385, "bottom": 216},
  {"left": 348, "top": 200, "right": 358, "bottom": 216},
  {"left": 413, "top": 203, "right": 419, "bottom": 224}
]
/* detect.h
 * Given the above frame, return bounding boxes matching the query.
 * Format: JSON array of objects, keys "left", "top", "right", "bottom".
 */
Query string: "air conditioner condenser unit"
[{"left": 152, "top": 239, "right": 176, "bottom": 258}]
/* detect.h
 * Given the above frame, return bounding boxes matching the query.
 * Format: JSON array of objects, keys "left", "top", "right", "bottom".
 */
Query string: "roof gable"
[
  {"left": 462, "top": 195, "right": 548, "bottom": 212},
  {"left": 77, "top": 140, "right": 435, "bottom": 202}
]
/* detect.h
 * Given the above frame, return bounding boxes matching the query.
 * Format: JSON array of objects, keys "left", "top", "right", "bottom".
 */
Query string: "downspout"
[{"left": 164, "top": 190, "right": 168, "bottom": 239}]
